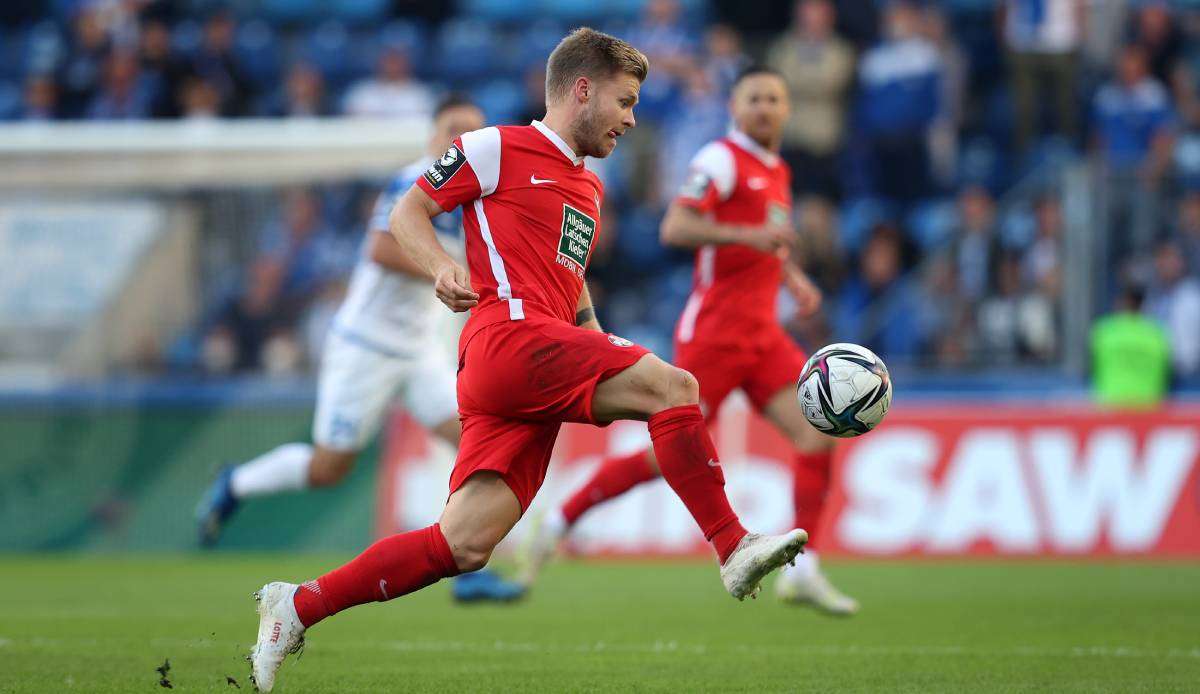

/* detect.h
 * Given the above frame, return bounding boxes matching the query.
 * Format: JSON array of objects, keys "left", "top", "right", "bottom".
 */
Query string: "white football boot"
[
  {"left": 517, "top": 507, "right": 567, "bottom": 586},
  {"left": 720, "top": 529, "right": 808, "bottom": 600},
  {"left": 776, "top": 554, "right": 860, "bottom": 616},
  {"left": 248, "top": 582, "right": 306, "bottom": 692}
]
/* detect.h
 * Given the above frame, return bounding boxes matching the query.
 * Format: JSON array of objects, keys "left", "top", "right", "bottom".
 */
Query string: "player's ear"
[{"left": 574, "top": 76, "right": 591, "bottom": 104}]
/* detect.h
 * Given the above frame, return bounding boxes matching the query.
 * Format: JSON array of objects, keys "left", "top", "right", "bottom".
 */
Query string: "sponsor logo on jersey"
[
  {"left": 607, "top": 334, "right": 633, "bottom": 348},
  {"left": 747, "top": 176, "right": 770, "bottom": 190},
  {"left": 423, "top": 144, "right": 467, "bottom": 190},
  {"left": 556, "top": 203, "right": 596, "bottom": 278},
  {"left": 679, "top": 170, "right": 712, "bottom": 200},
  {"left": 768, "top": 202, "right": 790, "bottom": 227}
]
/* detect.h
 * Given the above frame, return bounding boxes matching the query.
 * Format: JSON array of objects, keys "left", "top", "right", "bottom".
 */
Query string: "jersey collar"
[
  {"left": 532, "top": 120, "right": 585, "bottom": 167},
  {"left": 727, "top": 129, "right": 780, "bottom": 168}
]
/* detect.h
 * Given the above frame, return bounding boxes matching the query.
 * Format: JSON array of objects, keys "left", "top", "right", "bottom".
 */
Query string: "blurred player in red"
[
  {"left": 246, "top": 30, "right": 807, "bottom": 692},
  {"left": 522, "top": 66, "right": 856, "bottom": 616}
]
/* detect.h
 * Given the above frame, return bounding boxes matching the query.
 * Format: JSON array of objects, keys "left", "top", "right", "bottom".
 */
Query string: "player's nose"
[{"left": 623, "top": 111, "right": 636, "bottom": 129}]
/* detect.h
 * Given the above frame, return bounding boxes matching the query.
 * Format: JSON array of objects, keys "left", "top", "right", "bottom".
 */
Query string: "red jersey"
[
  {"left": 673, "top": 130, "right": 793, "bottom": 347},
  {"left": 416, "top": 121, "right": 604, "bottom": 345}
]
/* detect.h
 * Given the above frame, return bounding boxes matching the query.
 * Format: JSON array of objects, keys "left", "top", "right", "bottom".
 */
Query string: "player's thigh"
[
  {"left": 460, "top": 321, "right": 648, "bottom": 424},
  {"left": 750, "top": 334, "right": 830, "bottom": 452},
  {"left": 450, "top": 414, "right": 562, "bottom": 516},
  {"left": 591, "top": 352, "right": 699, "bottom": 422},
  {"left": 402, "top": 349, "right": 461, "bottom": 444},
  {"left": 312, "top": 333, "right": 411, "bottom": 452}
]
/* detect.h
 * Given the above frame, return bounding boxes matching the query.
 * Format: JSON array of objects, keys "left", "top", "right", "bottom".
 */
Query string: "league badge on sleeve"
[
  {"left": 679, "top": 170, "right": 712, "bottom": 200},
  {"left": 423, "top": 144, "right": 467, "bottom": 189}
]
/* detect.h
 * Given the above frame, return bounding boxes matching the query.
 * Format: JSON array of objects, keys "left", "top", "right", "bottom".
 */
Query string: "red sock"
[
  {"left": 292, "top": 523, "right": 459, "bottom": 627},
  {"left": 793, "top": 450, "right": 832, "bottom": 550},
  {"left": 649, "top": 404, "right": 747, "bottom": 563},
  {"left": 561, "top": 450, "right": 658, "bottom": 526}
]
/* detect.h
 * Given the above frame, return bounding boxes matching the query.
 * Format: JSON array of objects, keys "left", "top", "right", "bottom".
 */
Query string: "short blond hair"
[{"left": 545, "top": 28, "right": 649, "bottom": 103}]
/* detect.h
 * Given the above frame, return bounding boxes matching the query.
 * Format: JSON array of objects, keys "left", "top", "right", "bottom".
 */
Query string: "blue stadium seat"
[
  {"left": 325, "top": 0, "right": 389, "bottom": 26},
  {"left": 906, "top": 198, "right": 958, "bottom": 251},
  {"left": 302, "top": 21, "right": 357, "bottom": 88},
  {"left": 536, "top": 0, "right": 608, "bottom": 23},
  {"left": 375, "top": 20, "right": 429, "bottom": 77},
  {"left": 434, "top": 19, "right": 502, "bottom": 85},
  {"left": 171, "top": 19, "right": 204, "bottom": 57},
  {"left": 235, "top": 20, "right": 283, "bottom": 89},
  {"left": 20, "top": 21, "right": 64, "bottom": 78},
  {"left": 999, "top": 206, "right": 1036, "bottom": 251},
  {"left": 0, "top": 81, "right": 21, "bottom": 120},
  {"left": 259, "top": 0, "right": 322, "bottom": 25},
  {"left": 513, "top": 19, "right": 568, "bottom": 73},
  {"left": 472, "top": 79, "right": 526, "bottom": 124},
  {"left": 839, "top": 197, "right": 893, "bottom": 254},
  {"left": 458, "top": 0, "right": 538, "bottom": 23}
]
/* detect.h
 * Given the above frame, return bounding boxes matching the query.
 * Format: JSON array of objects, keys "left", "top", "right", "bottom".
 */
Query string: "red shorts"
[
  {"left": 451, "top": 317, "right": 650, "bottom": 510},
  {"left": 675, "top": 325, "right": 807, "bottom": 422}
]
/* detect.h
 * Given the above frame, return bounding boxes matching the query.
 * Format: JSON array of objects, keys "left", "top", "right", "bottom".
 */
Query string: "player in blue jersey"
[{"left": 197, "top": 95, "right": 524, "bottom": 603}]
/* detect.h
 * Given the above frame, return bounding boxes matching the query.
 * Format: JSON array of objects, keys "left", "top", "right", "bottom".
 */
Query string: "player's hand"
[
  {"left": 783, "top": 264, "right": 822, "bottom": 318},
  {"left": 742, "top": 223, "right": 796, "bottom": 254},
  {"left": 433, "top": 262, "right": 479, "bottom": 312}
]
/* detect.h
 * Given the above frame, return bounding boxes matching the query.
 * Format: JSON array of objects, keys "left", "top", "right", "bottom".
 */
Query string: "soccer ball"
[{"left": 797, "top": 343, "right": 892, "bottom": 438}]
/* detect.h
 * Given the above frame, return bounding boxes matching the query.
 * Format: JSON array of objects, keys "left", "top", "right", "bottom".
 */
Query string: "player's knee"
[
  {"left": 308, "top": 454, "right": 356, "bottom": 487},
  {"left": 451, "top": 543, "right": 494, "bottom": 573},
  {"left": 659, "top": 366, "right": 699, "bottom": 410}
]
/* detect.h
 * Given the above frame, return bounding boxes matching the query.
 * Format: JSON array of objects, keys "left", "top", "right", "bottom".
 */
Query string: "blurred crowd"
[{"left": 6, "top": 0, "right": 1200, "bottom": 380}]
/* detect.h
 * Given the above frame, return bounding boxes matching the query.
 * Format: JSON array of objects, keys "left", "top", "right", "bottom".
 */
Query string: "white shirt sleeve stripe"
[
  {"left": 473, "top": 198, "right": 524, "bottom": 320},
  {"left": 689, "top": 142, "right": 736, "bottom": 202},
  {"left": 460, "top": 127, "right": 502, "bottom": 197}
]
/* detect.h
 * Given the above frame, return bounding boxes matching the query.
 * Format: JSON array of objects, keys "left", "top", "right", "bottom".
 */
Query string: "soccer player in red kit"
[
  {"left": 246, "top": 31, "right": 807, "bottom": 692},
  {"left": 523, "top": 66, "right": 858, "bottom": 616}
]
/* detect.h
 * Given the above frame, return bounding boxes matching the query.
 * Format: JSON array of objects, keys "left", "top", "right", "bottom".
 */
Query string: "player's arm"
[
  {"left": 389, "top": 185, "right": 478, "bottom": 312},
  {"left": 781, "top": 257, "right": 822, "bottom": 317},
  {"left": 660, "top": 203, "right": 794, "bottom": 253},
  {"left": 367, "top": 230, "right": 430, "bottom": 278},
  {"left": 576, "top": 283, "right": 602, "bottom": 332}
]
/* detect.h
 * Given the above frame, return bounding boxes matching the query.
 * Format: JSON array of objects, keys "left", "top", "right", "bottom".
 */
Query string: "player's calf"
[{"left": 306, "top": 447, "right": 358, "bottom": 487}]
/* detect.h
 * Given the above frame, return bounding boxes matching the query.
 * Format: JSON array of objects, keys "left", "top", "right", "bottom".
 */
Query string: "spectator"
[
  {"left": 342, "top": 47, "right": 434, "bottom": 120},
  {"left": 624, "top": 0, "right": 695, "bottom": 123},
  {"left": 214, "top": 189, "right": 345, "bottom": 371},
  {"left": 179, "top": 76, "right": 222, "bottom": 121},
  {"left": 21, "top": 75, "right": 59, "bottom": 121},
  {"left": 977, "top": 252, "right": 1056, "bottom": 363},
  {"left": 1092, "top": 44, "right": 1176, "bottom": 256},
  {"left": 1176, "top": 190, "right": 1200, "bottom": 275},
  {"left": 835, "top": 222, "right": 924, "bottom": 361},
  {"left": 703, "top": 24, "right": 749, "bottom": 95},
  {"left": 657, "top": 66, "right": 728, "bottom": 207},
  {"left": 87, "top": 49, "right": 155, "bottom": 120},
  {"left": 1130, "top": 1, "right": 1197, "bottom": 129},
  {"left": 921, "top": 5, "right": 966, "bottom": 187},
  {"left": 854, "top": 0, "right": 943, "bottom": 204},
  {"left": 270, "top": 63, "right": 331, "bottom": 118},
  {"left": 1144, "top": 240, "right": 1200, "bottom": 376},
  {"left": 767, "top": 0, "right": 855, "bottom": 202},
  {"left": 1091, "top": 44, "right": 1175, "bottom": 178},
  {"left": 1023, "top": 193, "right": 1064, "bottom": 289},
  {"left": 1001, "top": 0, "right": 1083, "bottom": 151},
  {"left": 189, "top": 10, "right": 252, "bottom": 117},
  {"left": 949, "top": 185, "right": 1000, "bottom": 302},
  {"left": 1090, "top": 284, "right": 1170, "bottom": 408},
  {"left": 59, "top": 5, "right": 111, "bottom": 118},
  {"left": 916, "top": 252, "right": 974, "bottom": 367},
  {"left": 139, "top": 19, "right": 189, "bottom": 118}
]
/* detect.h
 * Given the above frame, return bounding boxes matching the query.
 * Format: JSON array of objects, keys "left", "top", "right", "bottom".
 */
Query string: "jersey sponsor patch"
[
  {"left": 556, "top": 203, "right": 596, "bottom": 277},
  {"left": 607, "top": 334, "right": 633, "bottom": 348},
  {"left": 680, "top": 170, "right": 712, "bottom": 200},
  {"left": 423, "top": 144, "right": 467, "bottom": 190},
  {"left": 768, "top": 202, "right": 790, "bottom": 226}
]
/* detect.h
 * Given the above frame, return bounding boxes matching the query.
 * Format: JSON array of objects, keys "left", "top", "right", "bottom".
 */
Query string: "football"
[{"left": 797, "top": 343, "right": 892, "bottom": 438}]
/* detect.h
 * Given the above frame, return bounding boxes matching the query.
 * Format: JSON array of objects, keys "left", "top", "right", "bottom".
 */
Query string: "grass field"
[{"left": 1, "top": 556, "right": 1198, "bottom": 693}]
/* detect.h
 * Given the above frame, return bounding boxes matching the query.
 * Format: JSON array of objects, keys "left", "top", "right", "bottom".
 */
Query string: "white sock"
[
  {"left": 545, "top": 506, "right": 567, "bottom": 538},
  {"left": 230, "top": 443, "right": 314, "bottom": 499},
  {"left": 781, "top": 550, "right": 820, "bottom": 583}
]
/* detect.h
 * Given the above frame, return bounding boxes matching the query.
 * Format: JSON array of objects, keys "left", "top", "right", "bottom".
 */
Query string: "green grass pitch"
[{"left": 1, "top": 556, "right": 1197, "bottom": 692}]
